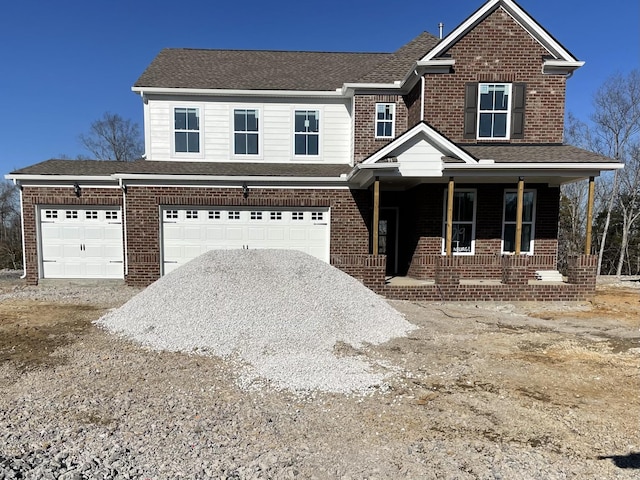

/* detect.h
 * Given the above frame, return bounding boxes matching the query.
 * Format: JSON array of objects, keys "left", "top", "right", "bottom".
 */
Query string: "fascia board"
[
  {"left": 132, "top": 86, "right": 346, "bottom": 98},
  {"left": 444, "top": 162, "right": 623, "bottom": 170},
  {"left": 5, "top": 174, "right": 116, "bottom": 182},
  {"left": 543, "top": 59, "right": 585, "bottom": 74},
  {"left": 112, "top": 173, "right": 349, "bottom": 184}
]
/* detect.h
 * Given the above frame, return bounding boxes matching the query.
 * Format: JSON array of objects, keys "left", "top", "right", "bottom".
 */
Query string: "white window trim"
[
  {"left": 232, "top": 107, "right": 262, "bottom": 159},
  {"left": 375, "top": 103, "right": 396, "bottom": 139},
  {"left": 476, "top": 83, "right": 512, "bottom": 140},
  {"left": 441, "top": 188, "right": 477, "bottom": 255},
  {"left": 501, "top": 189, "right": 536, "bottom": 255},
  {"left": 171, "top": 104, "right": 204, "bottom": 158},
  {"left": 292, "top": 109, "right": 321, "bottom": 158}
]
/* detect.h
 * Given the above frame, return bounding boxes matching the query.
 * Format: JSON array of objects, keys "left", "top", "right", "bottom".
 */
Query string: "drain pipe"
[
  {"left": 13, "top": 180, "right": 27, "bottom": 279},
  {"left": 119, "top": 178, "right": 129, "bottom": 276}
]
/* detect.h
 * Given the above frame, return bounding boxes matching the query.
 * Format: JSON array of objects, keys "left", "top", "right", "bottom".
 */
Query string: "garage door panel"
[{"left": 39, "top": 207, "right": 124, "bottom": 279}]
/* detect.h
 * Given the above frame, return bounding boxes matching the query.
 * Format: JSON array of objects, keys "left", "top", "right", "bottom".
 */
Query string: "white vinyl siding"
[{"left": 144, "top": 96, "right": 351, "bottom": 163}]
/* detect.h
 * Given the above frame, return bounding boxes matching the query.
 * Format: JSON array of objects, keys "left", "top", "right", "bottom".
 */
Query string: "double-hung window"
[
  {"left": 375, "top": 103, "right": 395, "bottom": 138},
  {"left": 477, "top": 83, "right": 511, "bottom": 139},
  {"left": 294, "top": 110, "right": 319, "bottom": 156},
  {"left": 174, "top": 107, "right": 200, "bottom": 153},
  {"left": 234, "top": 109, "right": 259, "bottom": 155},
  {"left": 442, "top": 189, "right": 476, "bottom": 254},
  {"left": 502, "top": 190, "right": 535, "bottom": 253}
]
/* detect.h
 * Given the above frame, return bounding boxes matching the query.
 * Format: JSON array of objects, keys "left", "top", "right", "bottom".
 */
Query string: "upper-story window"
[
  {"left": 294, "top": 110, "right": 319, "bottom": 156},
  {"left": 375, "top": 103, "right": 395, "bottom": 138},
  {"left": 234, "top": 109, "right": 259, "bottom": 155},
  {"left": 477, "top": 83, "right": 511, "bottom": 139},
  {"left": 174, "top": 107, "right": 200, "bottom": 153},
  {"left": 464, "top": 82, "right": 526, "bottom": 141}
]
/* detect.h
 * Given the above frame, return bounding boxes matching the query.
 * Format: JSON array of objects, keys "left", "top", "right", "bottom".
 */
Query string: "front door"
[{"left": 378, "top": 208, "right": 398, "bottom": 275}]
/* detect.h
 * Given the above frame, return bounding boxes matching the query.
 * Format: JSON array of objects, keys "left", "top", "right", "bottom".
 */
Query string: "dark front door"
[{"left": 378, "top": 208, "right": 398, "bottom": 275}]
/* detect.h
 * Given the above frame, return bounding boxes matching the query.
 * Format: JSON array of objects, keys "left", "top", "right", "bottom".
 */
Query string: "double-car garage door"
[
  {"left": 38, "top": 206, "right": 330, "bottom": 278},
  {"left": 161, "top": 207, "right": 330, "bottom": 274}
]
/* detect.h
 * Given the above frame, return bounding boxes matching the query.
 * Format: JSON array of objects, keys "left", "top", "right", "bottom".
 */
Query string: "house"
[{"left": 7, "top": 0, "right": 622, "bottom": 301}]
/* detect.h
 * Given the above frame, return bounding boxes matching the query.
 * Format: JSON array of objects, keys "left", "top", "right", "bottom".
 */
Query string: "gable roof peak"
[{"left": 422, "top": 0, "right": 581, "bottom": 65}]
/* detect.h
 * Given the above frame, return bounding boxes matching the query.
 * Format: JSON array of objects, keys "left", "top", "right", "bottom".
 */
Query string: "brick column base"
[
  {"left": 502, "top": 255, "right": 532, "bottom": 285},
  {"left": 435, "top": 256, "right": 460, "bottom": 285}
]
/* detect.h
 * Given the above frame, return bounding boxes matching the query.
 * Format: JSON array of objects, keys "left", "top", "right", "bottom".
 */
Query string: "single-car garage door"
[
  {"left": 161, "top": 207, "right": 330, "bottom": 274},
  {"left": 39, "top": 207, "right": 124, "bottom": 279}
]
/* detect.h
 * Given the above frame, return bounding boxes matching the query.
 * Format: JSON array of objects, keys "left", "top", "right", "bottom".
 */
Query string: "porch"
[{"left": 331, "top": 254, "right": 597, "bottom": 302}]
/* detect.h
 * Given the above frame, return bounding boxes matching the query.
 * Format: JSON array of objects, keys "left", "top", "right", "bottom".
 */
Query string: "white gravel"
[{"left": 96, "top": 249, "right": 416, "bottom": 393}]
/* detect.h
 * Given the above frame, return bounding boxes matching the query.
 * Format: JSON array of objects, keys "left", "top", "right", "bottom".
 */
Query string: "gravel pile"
[{"left": 97, "top": 250, "right": 416, "bottom": 393}]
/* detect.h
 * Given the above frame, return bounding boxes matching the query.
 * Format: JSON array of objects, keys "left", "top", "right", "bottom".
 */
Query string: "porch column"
[
  {"left": 585, "top": 176, "right": 595, "bottom": 254},
  {"left": 446, "top": 177, "right": 455, "bottom": 256},
  {"left": 515, "top": 177, "right": 524, "bottom": 255},
  {"left": 373, "top": 177, "right": 380, "bottom": 255}
]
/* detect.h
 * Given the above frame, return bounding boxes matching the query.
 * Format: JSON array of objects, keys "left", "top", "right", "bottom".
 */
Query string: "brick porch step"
[{"left": 534, "top": 270, "right": 564, "bottom": 282}]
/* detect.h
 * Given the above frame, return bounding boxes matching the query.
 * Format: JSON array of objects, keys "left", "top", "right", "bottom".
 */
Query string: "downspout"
[
  {"left": 119, "top": 178, "right": 129, "bottom": 276},
  {"left": 14, "top": 180, "right": 27, "bottom": 279},
  {"left": 420, "top": 75, "right": 425, "bottom": 122}
]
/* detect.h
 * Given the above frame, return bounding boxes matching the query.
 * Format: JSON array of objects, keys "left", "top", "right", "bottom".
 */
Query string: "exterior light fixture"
[
  {"left": 73, "top": 182, "right": 81, "bottom": 197},
  {"left": 242, "top": 182, "right": 249, "bottom": 198}
]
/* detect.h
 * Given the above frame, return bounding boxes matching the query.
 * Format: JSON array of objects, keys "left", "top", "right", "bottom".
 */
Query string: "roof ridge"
[{"left": 161, "top": 47, "right": 391, "bottom": 55}]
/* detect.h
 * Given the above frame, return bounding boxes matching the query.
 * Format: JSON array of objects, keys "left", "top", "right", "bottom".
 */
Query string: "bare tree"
[
  {"left": 0, "top": 181, "right": 22, "bottom": 269},
  {"left": 79, "top": 112, "right": 143, "bottom": 162},
  {"left": 564, "top": 71, "right": 640, "bottom": 275}
]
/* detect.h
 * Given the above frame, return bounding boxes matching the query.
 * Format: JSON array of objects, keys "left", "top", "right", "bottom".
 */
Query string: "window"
[
  {"left": 186, "top": 210, "right": 198, "bottom": 219},
  {"left": 294, "top": 110, "right": 319, "bottom": 155},
  {"left": 174, "top": 107, "right": 200, "bottom": 153},
  {"left": 292, "top": 212, "right": 304, "bottom": 221},
  {"left": 270, "top": 212, "right": 282, "bottom": 221},
  {"left": 44, "top": 210, "right": 58, "bottom": 219},
  {"left": 442, "top": 190, "right": 476, "bottom": 254},
  {"left": 464, "top": 83, "right": 525, "bottom": 140},
  {"left": 228, "top": 211, "right": 240, "bottom": 220},
  {"left": 208, "top": 211, "right": 221, "bottom": 220},
  {"left": 375, "top": 103, "right": 395, "bottom": 138},
  {"left": 234, "top": 109, "right": 259, "bottom": 155},
  {"left": 165, "top": 210, "right": 178, "bottom": 220},
  {"left": 250, "top": 211, "right": 263, "bottom": 220},
  {"left": 85, "top": 211, "right": 98, "bottom": 220},
  {"left": 311, "top": 212, "right": 324, "bottom": 221},
  {"left": 477, "top": 83, "right": 511, "bottom": 139},
  {"left": 105, "top": 211, "right": 119, "bottom": 220},
  {"left": 502, "top": 190, "right": 535, "bottom": 253},
  {"left": 66, "top": 210, "right": 78, "bottom": 219}
]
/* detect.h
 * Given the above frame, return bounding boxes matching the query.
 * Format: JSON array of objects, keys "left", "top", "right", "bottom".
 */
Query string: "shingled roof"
[
  {"left": 10, "top": 159, "right": 352, "bottom": 178},
  {"left": 133, "top": 32, "right": 440, "bottom": 91}
]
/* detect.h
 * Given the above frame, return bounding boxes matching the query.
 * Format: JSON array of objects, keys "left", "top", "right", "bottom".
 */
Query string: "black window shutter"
[
  {"left": 463, "top": 83, "right": 478, "bottom": 139},
  {"left": 511, "top": 83, "right": 526, "bottom": 139}
]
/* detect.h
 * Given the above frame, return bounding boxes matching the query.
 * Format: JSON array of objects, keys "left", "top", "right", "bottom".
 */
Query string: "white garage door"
[
  {"left": 39, "top": 207, "right": 124, "bottom": 279},
  {"left": 162, "top": 207, "right": 330, "bottom": 274}
]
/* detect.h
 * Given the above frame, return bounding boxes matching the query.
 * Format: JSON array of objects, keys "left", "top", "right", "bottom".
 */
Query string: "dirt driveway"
[{"left": 0, "top": 274, "right": 638, "bottom": 478}]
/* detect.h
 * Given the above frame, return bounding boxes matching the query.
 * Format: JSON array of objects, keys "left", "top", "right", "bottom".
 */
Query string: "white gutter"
[
  {"left": 543, "top": 59, "right": 585, "bottom": 75},
  {"left": 132, "top": 86, "right": 346, "bottom": 98},
  {"left": 445, "top": 162, "right": 624, "bottom": 170},
  {"left": 5, "top": 174, "right": 116, "bottom": 182},
  {"left": 112, "top": 173, "right": 349, "bottom": 184}
]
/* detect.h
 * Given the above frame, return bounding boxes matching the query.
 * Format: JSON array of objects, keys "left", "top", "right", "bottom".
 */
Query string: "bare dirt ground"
[{"left": 0, "top": 273, "right": 639, "bottom": 478}]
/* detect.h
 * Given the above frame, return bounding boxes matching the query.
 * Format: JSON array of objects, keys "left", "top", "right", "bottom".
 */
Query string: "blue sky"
[{"left": 1, "top": 0, "right": 638, "bottom": 175}]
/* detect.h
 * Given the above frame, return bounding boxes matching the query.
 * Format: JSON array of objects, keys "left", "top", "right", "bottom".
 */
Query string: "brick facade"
[
  {"left": 423, "top": 7, "right": 566, "bottom": 144},
  {"left": 353, "top": 94, "right": 410, "bottom": 163}
]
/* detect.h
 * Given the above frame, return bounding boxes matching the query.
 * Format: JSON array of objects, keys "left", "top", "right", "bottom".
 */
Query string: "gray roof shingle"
[
  {"left": 458, "top": 145, "right": 618, "bottom": 163},
  {"left": 10, "top": 159, "right": 352, "bottom": 178},
  {"left": 133, "top": 32, "right": 440, "bottom": 91},
  {"left": 134, "top": 49, "right": 389, "bottom": 91}
]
